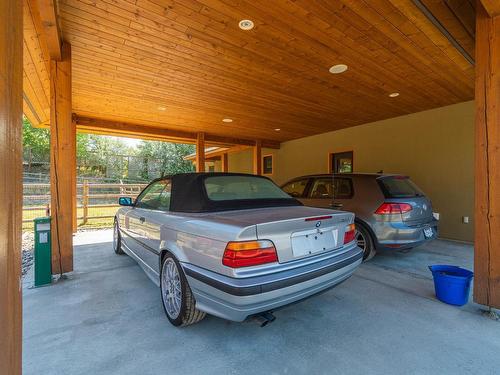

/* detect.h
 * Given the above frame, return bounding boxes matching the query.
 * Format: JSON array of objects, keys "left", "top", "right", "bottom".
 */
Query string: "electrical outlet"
[{"left": 463, "top": 216, "right": 469, "bottom": 224}]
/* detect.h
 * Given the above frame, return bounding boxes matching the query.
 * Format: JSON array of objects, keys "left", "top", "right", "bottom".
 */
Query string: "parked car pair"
[
  {"left": 115, "top": 173, "right": 363, "bottom": 326},
  {"left": 281, "top": 173, "right": 438, "bottom": 260}
]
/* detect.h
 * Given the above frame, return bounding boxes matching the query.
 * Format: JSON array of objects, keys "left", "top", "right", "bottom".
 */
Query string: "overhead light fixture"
[
  {"left": 329, "top": 64, "right": 348, "bottom": 74},
  {"left": 389, "top": 92, "right": 400, "bottom": 98},
  {"left": 239, "top": 19, "right": 254, "bottom": 30},
  {"left": 222, "top": 118, "right": 233, "bottom": 123},
  {"left": 274, "top": 128, "right": 281, "bottom": 132},
  {"left": 157, "top": 106, "right": 167, "bottom": 111}
]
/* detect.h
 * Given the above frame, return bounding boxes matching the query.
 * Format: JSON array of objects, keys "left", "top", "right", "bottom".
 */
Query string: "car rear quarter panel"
[{"left": 157, "top": 214, "right": 258, "bottom": 276}]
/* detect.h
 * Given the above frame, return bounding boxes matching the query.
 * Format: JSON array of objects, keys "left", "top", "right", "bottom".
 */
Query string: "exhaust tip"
[{"left": 253, "top": 311, "right": 276, "bottom": 327}]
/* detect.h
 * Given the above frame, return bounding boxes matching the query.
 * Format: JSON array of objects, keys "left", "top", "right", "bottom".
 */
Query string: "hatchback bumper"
[
  {"left": 182, "top": 244, "right": 363, "bottom": 322},
  {"left": 373, "top": 219, "right": 438, "bottom": 250}
]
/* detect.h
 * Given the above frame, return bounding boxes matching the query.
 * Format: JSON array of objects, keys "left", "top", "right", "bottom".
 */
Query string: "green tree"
[
  {"left": 23, "top": 118, "right": 194, "bottom": 181},
  {"left": 23, "top": 117, "right": 50, "bottom": 163},
  {"left": 136, "top": 141, "right": 195, "bottom": 179}
]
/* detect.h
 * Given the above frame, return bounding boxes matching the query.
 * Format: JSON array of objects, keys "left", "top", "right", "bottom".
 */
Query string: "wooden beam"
[
  {"left": 474, "top": 3, "right": 500, "bottom": 309},
  {"left": 71, "top": 119, "right": 77, "bottom": 233},
  {"left": 480, "top": 0, "right": 500, "bottom": 17},
  {"left": 221, "top": 153, "right": 228, "bottom": 173},
  {"left": 50, "top": 42, "right": 74, "bottom": 274},
  {"left": 184, "top": 145, "right": 250, "bottom": 161},
  {"left": 196, "top": 132, "right": 205, "bottom": 172},
  {"left": 253, "top": 140, "right": 262, "bottom": 175},
  {"left": 0, "top": 0, "right": 23, "bottom": 373},
  {"left": 445, "top": 0, "right": 476, "bottom": 37},
  {"left": 32, "top": 0, "right": 62, "bottom": 60},
  {"left": 73, "top": 116, "right": 281, "bottom": 149}
]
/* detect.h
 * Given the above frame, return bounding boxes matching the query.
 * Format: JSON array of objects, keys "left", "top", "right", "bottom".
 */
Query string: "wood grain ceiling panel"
[
  {"left": 31, "top": 0, "right": 474, "bottom": 142},
  {"left": 23, "top": 0, "right": 50, "bottom": 125}
]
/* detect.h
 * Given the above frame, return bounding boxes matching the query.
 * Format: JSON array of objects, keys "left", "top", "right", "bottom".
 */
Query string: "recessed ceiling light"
[
  {"left": 389, "top": 92, "right": 400, "bottom": 97},
  {"left": 329, "top": 64, "right": 348, "bottom": 74},
  {"left": 274, "top": 128, "right": 281, "bottom": 131},
  {"left": 222, "top": 118, "right": 233, "bottom": 123},
  {"left": 157, "top": 106, "right": 167, "bottom": 111},
  {"left": 239, "top": 19, "right": 254, "bottom": 30}
]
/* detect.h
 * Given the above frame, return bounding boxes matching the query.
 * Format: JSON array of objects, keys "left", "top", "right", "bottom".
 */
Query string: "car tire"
[
  {"left": 355, "top": 223, "right": 376, "bottom": 261},
  {"left": 113, "top": 219, "right": 125, "bottom": 255},
  {"left": 160, "top": 253, "right": 206, "bottom": 327}
]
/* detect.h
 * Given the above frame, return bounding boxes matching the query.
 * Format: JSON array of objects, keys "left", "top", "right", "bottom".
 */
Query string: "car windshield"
[
  {"left": 204, "top": 175, "right": 291, "bottom": 201},
  {"left": 378, "top": 176, "right": 425, "bottom": 198}
]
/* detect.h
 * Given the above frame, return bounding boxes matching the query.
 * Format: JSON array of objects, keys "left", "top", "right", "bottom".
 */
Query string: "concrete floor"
[{"left": 23, "top": 230, "right": 499, "bottom": 375}]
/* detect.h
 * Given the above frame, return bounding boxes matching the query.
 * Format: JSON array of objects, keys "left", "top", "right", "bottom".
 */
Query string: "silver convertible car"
[{"left": 114, "top": 173, "right": 363, "bottom": 326}]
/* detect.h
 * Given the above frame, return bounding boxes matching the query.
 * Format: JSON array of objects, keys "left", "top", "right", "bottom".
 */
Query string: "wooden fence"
[{"left": 22, "top": 182, "right": 147, "bottom": 226}]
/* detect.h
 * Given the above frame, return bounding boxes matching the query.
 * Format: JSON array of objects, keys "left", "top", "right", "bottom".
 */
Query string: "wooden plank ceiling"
[{"left": 23, "top": 0, "right": 475, "bottom": 144}]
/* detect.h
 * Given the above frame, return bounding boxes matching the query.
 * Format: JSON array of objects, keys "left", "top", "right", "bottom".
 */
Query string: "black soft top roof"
[{"left": 162, "top": 172, "right": 302, "bottom": 213}]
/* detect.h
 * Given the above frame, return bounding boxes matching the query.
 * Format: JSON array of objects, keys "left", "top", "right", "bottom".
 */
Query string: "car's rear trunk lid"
[{"left": 253, "top": 207, "right": 354, "bottom": 263}]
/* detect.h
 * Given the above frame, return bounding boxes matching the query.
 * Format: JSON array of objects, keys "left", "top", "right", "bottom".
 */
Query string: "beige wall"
[{"left": 228, "top": 101, "right": 474, "bottom": 242}]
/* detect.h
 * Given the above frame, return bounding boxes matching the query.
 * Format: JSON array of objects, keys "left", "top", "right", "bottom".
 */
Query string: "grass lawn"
[{"left": 23, "top": 206, "right": 119, "bottom": 231}]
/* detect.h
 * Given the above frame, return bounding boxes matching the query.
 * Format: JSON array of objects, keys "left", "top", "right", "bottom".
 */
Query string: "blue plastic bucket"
[{"left": 428, "top": 265, "right": 473, "bottom": 306}]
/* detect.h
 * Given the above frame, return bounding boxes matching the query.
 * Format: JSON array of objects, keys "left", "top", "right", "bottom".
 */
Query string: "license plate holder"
[
  {"left": 423, "top": 227, "right": 434, "bottom": 238},
  {"left": 291, "top": 228, "right": 339, "bottom": 258}
]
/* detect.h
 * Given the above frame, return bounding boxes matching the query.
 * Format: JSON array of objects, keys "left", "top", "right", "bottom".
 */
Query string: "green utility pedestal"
[{"left": 34, "top": 217, "right": 52, "bottom": 287}]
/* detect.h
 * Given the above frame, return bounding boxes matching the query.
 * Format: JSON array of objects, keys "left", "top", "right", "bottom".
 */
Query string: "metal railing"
[{"left": 23, "top": 182, "right": 148, "bottom": 228}]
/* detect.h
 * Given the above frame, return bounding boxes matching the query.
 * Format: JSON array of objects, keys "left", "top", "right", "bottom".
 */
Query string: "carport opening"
[{"left": 22, "top": 118, "right": 196, "bottom": 276}]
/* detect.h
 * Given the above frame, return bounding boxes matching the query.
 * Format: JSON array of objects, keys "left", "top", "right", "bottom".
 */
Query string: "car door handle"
[{"left": 139, "top": 217, "right": 146, "bottom": 223}]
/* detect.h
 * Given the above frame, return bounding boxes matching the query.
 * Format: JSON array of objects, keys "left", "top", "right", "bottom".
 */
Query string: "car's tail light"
[
  {"left": 375, "top": 203, "right": 412, "bottom": 215},
  {"left": 222, "top": 240, "right": 278, "bottom": 268},
  {"left": 343, "top": 223, "right": 356, "bottom": 244}
]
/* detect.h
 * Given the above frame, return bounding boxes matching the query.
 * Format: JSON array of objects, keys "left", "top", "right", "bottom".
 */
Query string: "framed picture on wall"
[{"left": 263, "top": 155, "right": 273, "bottom": 175}]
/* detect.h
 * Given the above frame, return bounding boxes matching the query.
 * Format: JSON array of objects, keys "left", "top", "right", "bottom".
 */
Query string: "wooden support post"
[
  {"left": 196, "top": 132, "right": 205, "bottom": 172},
  {"left": 253, "top": 140, "right": 262, "bottom": 175},
  {"left": 71, "top": 120, "right": 77, "bottom": 232},
  {"left": 474, "top": 3, "right": 500, "bottom": 309},
  {"left": 221, "top": 153, "right": 229, "bottom": 172},
  {"left": 50, "top": 42, "right": 74, "bottom": 274},
  {"left": 0, "top": 0, "right": 23, "bottom": 373}
]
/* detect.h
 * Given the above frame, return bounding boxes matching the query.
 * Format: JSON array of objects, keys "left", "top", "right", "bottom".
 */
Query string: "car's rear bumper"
[
  {"left": 182, "top": 245, "right": 363, "bottom": 322},
  {"left": 373, "top": 219, "right": 438, "bottom": 250}
]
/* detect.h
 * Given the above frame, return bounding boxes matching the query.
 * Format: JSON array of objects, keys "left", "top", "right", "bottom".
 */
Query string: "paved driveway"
[{"left": 23, "top": 230, "right": 500, "bottom": 375}]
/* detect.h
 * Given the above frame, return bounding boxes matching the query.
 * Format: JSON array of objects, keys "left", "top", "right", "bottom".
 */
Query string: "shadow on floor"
[{"left": 23, "top": 231, "right": 499, "bottom": 375}]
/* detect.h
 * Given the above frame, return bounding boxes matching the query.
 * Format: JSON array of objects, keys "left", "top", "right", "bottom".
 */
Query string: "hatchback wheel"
[
  {"left": 355, "top": 223, "right": 376, "bottom": 261},
  {"left": 113, "top": 219, "right": 125, "bottom": 254},
  {"left": 160, "top": 254, "right": 206, "bottom": 327}
]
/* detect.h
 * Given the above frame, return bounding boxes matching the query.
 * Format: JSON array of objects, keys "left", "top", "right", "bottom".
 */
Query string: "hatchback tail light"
[
  {"left": 222, "top": 240, "right": 278, "bottom": 268},
  {"left": 343, "top": 223, "right": 356, "bottom": 244},
  {"left": 375, "top": 202, "right": 412, "bottom": 215}
]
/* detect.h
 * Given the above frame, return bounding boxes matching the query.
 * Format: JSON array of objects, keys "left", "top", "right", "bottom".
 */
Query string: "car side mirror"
[{"left": 119, "top": 197, "right": 134, "bottom": 206}]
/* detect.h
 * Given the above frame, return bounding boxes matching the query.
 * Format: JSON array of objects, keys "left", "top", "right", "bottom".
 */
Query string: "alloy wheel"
[
  {"left": 161, "top": 258, "right": 182, "bottom": 319},
  {"left": 355, "top": 229, "right": 366, "bottom": 252}
]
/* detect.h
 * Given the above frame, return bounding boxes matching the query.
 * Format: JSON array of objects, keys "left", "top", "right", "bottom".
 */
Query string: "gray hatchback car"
[{"left": 281, "top": 174, "right": 438, "bottom": 260}]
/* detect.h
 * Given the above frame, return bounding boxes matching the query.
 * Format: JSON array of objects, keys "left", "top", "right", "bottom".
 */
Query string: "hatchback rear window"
[
  {"left": 204, "top": 175, "right": 291, "bottom": 201},
  {"left": 378, "top": 176, "right": 424, "bottom": 198}
]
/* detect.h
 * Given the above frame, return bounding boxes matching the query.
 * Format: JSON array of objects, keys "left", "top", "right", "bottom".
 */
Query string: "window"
[
  {"left": 262, "top": 155, "right": 273, "bottom": 175},
  {"left": 333, "top": 178, "right": 353, "bottom": 199},
  {"left": 282, "top": 178, "right": 309, "bottom": 198},
  {"left": 135, "top": 179, "right": 171, "bottom": 210},
  {"left": 204, "top": 175, "right": 290, "bottom": 201},
  {"left": 310, "top": 178, "right": 333, "bottom": 199},
  {"left": 307, "top": 177, "right": 353, "bottom": 199},
  {"left": 330, "top": 151, "right": 353, "bottom": 173},
  {"left": 377, "top": 176, "right": 424, "bottom": 198}
]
